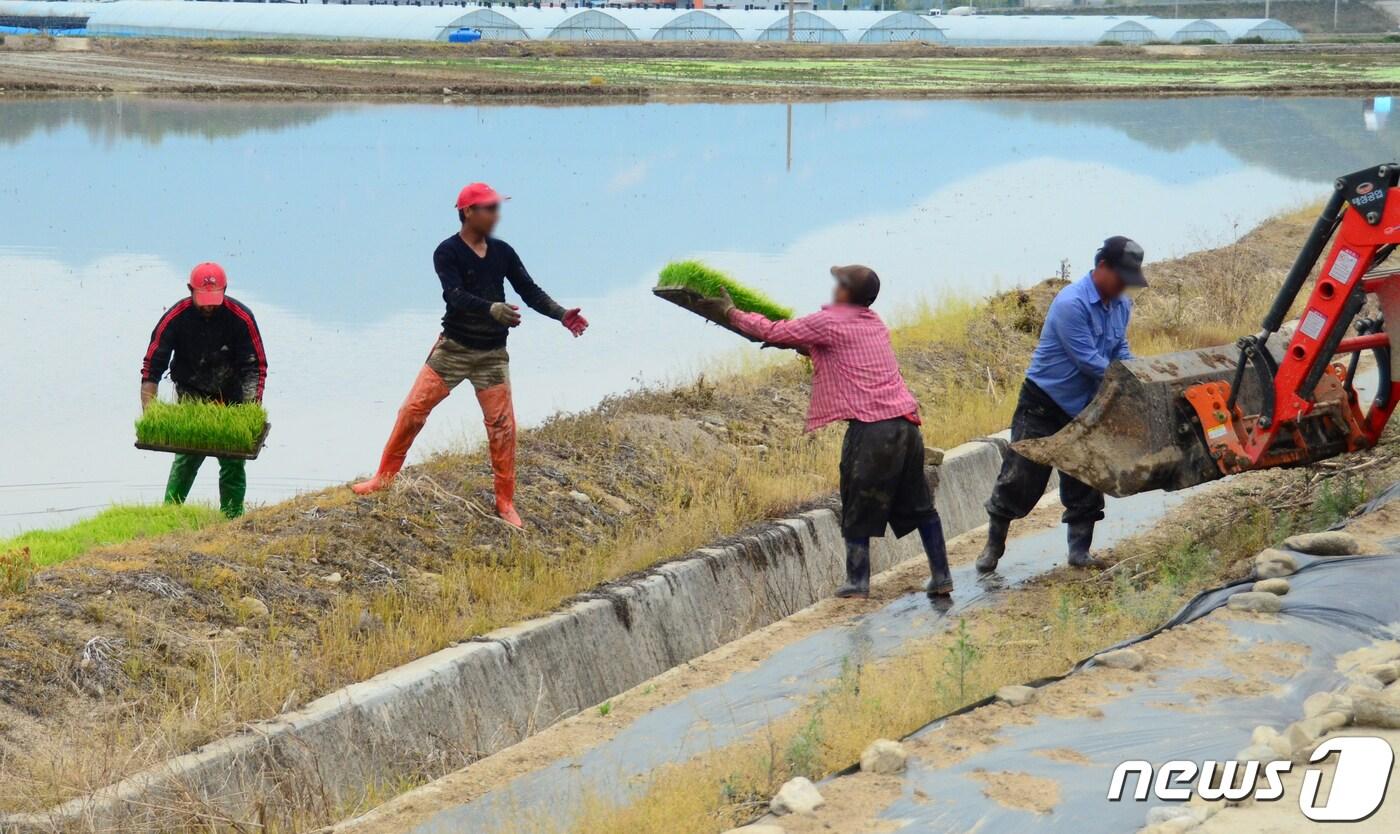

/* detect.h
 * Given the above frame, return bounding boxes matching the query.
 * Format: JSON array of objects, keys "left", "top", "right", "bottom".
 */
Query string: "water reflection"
[
  {"left": 0, "top": 98, "right": 347, "bottom": 146},
  {"left": 0, "top": 95, "right": 1369, "bottom": 532},
  {"left": 979, "top": 97, "right": 1400, "bottom": 182}
]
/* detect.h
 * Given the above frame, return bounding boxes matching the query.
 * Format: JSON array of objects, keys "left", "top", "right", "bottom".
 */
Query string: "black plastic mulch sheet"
[{"left": 874, "top": 486, "right": 1400, "bottom": 833}]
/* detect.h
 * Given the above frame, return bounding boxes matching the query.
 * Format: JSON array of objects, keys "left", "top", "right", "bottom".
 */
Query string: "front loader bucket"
[{"left": 1014, "top": 338, "right": 1288, "bottom": 497}]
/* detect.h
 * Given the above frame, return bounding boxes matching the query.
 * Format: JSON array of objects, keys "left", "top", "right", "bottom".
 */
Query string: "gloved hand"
[
  {"left": 490, "top": 302, "right": 522, "bottom": 327},
  {"left": 692, "top": 288, "right": 736, "bottom": 324},
  {"left": 562, "top": 308, "right": 589, "bottom": 337}
]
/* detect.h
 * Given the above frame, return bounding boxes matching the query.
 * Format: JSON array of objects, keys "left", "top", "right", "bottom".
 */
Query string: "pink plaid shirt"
[{"left": 730, "top": 304, "right": 920, "bottom": 432}]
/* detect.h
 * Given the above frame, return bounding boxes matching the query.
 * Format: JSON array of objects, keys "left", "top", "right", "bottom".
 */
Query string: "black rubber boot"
[
  {"left": 1067, "top": 522, "right": 1108, "bottom": 569},
  {"left": 835, "top": 539, "right": 872, "bottom": 599},
  {"left": 918, "top": 516, "right": 953, "bottom": 597},
  {"left": 975, "top": 515, "right": 1011, "bottom": 574}
]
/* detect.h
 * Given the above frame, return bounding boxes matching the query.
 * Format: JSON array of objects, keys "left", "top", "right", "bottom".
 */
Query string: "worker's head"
[
  {"left": 1092, "top": 236, "right": 1148, "bottom": 300},
  {"left": 831, "top": 265, "right": 880, "bottom": 308},
  {"left": 456, "top": 182, "right": 507, "bottom": 236},
  {"left": 188, "top": 262, "right": 227, "bottom": 317}
]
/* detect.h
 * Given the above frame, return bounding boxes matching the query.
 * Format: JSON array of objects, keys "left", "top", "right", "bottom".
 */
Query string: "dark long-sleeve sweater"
[
  {"left": 141, "top": 296, "right": 268, "bottom": 404},
  {"left": 435, "top": 233, "right": 565, "bottom": 350}
]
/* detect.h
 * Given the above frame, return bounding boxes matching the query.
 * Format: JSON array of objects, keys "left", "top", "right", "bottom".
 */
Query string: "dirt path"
[{"left": 5, "top": 40, "right": 1400, "bottom": 101}]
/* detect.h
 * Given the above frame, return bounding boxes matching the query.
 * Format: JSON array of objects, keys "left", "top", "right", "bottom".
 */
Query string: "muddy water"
[
  {"left": 406, "top": 489, "right": 1185, "bottom": 834},
  {"left": 3, "top": 96, "right": 1397, "bottom": 532}
]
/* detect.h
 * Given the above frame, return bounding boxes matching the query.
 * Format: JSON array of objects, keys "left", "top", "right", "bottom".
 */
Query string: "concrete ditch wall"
[{"left": 2, "top": 435, "right": 1016, "bottom": 834}]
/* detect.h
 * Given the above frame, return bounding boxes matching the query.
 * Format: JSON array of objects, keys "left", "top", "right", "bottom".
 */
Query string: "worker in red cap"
[
  {"left": 140, "top": 263, "right": 268, "bottom": 519},
  {"left": 352, "top": 183, "right": 588, "bottom": 528}
]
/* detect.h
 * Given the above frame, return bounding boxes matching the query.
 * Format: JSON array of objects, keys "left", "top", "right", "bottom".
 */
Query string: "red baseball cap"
[
  {"left": 455, "top": 182, "right": 508, "bottom": 210},
  {"left": 189, "top": 262, "right": 228, "bottom": 306}
]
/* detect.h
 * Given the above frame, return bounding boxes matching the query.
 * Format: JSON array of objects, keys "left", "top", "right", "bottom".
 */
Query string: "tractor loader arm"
[{"left": 1017, "top": 163, "right": 1400, "bottom": 497}]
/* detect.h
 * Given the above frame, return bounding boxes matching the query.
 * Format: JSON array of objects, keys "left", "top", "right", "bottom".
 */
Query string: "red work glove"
[{"left": 562, "top": 308, "right": 589, "bottom": 337}]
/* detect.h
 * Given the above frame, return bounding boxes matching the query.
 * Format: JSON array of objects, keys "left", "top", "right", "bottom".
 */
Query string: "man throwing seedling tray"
[{"left": 692, "top": 266, "right": 952, "bottom": 599}]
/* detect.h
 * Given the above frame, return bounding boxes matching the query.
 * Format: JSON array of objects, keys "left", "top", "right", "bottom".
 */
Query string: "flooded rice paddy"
[{"left": 3, "top": 95, "right": 1398, "bottom": 533}]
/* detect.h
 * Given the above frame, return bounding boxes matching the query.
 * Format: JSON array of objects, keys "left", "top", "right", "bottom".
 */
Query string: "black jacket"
[
  {"left": 435, "top": 234, "right": 565, "bottom": 350},
  {"left": 142, "top": 296, "right": 268, "bottom": 404}
]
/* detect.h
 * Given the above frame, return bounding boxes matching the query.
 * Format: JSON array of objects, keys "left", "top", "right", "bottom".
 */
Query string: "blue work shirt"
[{"left": 1026, "top": 272, "right": 1134, "bottom": 416}]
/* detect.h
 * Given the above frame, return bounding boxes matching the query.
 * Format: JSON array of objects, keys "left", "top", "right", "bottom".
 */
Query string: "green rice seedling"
[
  {"left": 0, "top": 505, "right": 223, "bottom": 568},
  {"left": 135, "top": 401, "right": 269, "bottom": 455},
  {"left": 657, "top": 260, "right": 794, "bottom": 321}
]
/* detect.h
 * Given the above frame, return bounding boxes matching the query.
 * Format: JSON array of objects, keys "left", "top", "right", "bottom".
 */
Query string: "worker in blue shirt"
[{"left": 978, "top": 236, "right": 1146, "bottom": 574}]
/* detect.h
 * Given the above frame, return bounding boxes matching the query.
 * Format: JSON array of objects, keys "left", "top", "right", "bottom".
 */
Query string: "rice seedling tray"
[
  {"left": 135, "top": 422, "right": 271, "bottom": 460},
  {"left": 651, "top": 286, "right": 770, "bottom": 343},
  {"left": 654, "top": 260, "right": 794, "bottom": 342},
  {"left": 135, "top": 401, "right": 272, "bottom": 460}
]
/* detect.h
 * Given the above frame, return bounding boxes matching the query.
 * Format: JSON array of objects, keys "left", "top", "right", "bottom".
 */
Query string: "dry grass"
[{"left": 0, "top": 205, "right": 1326, "bottom": 825}]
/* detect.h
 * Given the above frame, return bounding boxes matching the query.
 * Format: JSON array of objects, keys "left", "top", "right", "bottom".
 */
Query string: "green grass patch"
[
  {"left": 657, "top": 260, "right": 793, "bottom": 321},
  {"left": 136, "top": 401, "right": 269, "bottom": 456},
  {"left": 1, "top": 504, "right": 224, "bottom": 568}
]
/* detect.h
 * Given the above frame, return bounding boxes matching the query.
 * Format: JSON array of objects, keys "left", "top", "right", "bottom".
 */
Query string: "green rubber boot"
[
  {"left": 164, "top": 454, "right": 205, "bottom": 505},
  {"left": 217, "top": 458, "right": 247, "bottom": 519}
]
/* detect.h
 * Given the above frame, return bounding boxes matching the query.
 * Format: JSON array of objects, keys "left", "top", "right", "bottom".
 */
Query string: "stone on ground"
[
  {"left": 1253, "top": 548, "right": 1298, "bottom": 579},
  {"left": 1252, "top": 577, "right": 1290, "bottom": 595},
  {"left": 1250, "top": 725, "right": 1292, "bottom": 757},
  {"left": 996, "top": 685, "right": 1037, "bottom": 707},
  {"left": 1095, "top": 647, "right": 1145, "bottom": 671},
  {"left": 722, "top": 827, "right": 786, "bottom": 834},
  {"left": 770, "top": 777, "right": 825, "bottom": 816},
  {"left": 1350, "top": 688, "right": 1400, "bottom": 729},
  {"left": 1303, "top": 692, "right": 1355, "bottom": 722},
  {"left": 860, "top": 739, "right": 909, "bottom": 775},
  {"left": 1362, "top": 662, "right": 1400, "bottom": 685},
  {"left": 1282, "top": 531, "right": 1360, "bottom": 556},
  {"left": 238, "top": 596, "right": 269, "bottom": 619},
  {"left": 1286, "top": 713, "right": 1348, "bottom": 756},
  {"left": 1227, "top": 591, "right": 1283, "bottom": 614}
]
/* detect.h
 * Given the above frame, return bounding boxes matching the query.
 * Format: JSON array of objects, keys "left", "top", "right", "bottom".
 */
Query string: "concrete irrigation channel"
[{"left": 338, "top": 486, "right": 1184, "bottom": 834}]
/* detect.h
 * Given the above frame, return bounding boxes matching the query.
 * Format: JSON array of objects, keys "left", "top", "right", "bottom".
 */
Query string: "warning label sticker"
[
  {"left": 1301, "top": 309, "right": 1328, "bottom": 340},
  {"left": 1207, "top": 425, "right": 1229, "bottom": 441},
  {"left": 1330, "top": 249, "right": 1360, "bottom": 284}
]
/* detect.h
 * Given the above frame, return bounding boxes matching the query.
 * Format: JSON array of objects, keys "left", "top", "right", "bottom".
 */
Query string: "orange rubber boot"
[
  {"left": 476, "top": 383, "right": 522, "bottom": 528},
  {"left": 352, "top": 365, "right": 451, "bottom": 495}
]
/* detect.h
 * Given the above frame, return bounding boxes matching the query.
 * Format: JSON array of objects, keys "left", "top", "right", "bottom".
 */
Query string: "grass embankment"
[
  {"left": 135, "top": 400, "right": 269, "bottom": 456},
  {"left": 657, "top": 260, "right": 794, "bottom": 321},
  {"left": 527, "top": 457, "right": 1389, "bottom": 834},
  {"left": 0, "top": 205, "right": 1324, "bottom": 825}
]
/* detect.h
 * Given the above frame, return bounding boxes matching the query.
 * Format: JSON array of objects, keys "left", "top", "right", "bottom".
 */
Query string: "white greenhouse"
[
  {"left": 0, "top": 2, "right": 1302, "bottom": 45},
  {"left": 1208, "top": 17, "right": 1304, "bottom": 42},
  {"left": 1141, "top": 17, "right": 1230, "bottom": 44},
  {"left": 933, "top": 15, "right": 1158, "bottom": 46}
]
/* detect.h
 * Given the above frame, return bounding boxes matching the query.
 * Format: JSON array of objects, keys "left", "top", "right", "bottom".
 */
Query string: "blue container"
[{"left": 447, "top": 27, "right": 482, "bottom": 43}]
